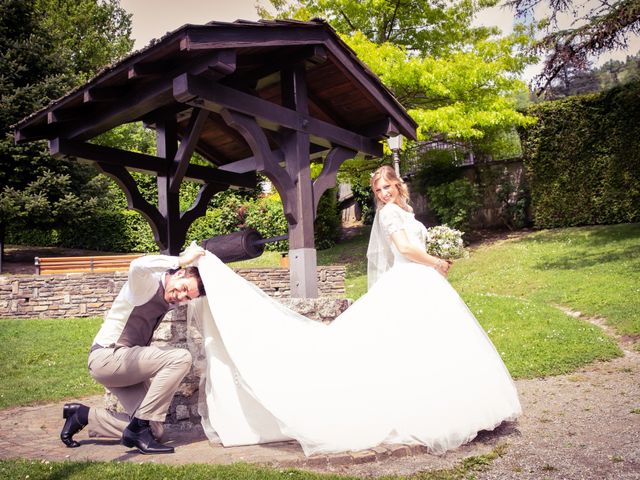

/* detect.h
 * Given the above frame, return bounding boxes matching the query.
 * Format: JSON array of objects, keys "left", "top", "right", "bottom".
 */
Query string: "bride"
[{"left": 189, "top": 165, "right": 521, "bottom": 456}]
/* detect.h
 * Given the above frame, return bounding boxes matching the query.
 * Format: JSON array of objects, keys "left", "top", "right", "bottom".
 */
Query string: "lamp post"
[{"left": 387, "top": 135, "right": 403, "bottom": 177}]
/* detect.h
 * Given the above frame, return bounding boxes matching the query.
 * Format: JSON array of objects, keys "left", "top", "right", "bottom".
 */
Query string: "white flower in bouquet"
[{"left": 425, "top": 225, "right": 468, "bottom": 260}]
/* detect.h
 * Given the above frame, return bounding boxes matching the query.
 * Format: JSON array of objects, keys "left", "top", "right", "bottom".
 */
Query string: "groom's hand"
[{"left": 179, "top": 247, "right": 205, "bottom": 267}]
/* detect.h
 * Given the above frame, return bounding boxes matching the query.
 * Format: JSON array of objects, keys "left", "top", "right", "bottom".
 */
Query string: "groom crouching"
[{"left": 60, "top": 247, "right": 206, "bottom": 454}]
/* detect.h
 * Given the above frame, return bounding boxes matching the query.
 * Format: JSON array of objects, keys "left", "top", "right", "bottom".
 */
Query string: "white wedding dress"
[{"left": 188, "top": 203, "right": 521, "bottom": 456}]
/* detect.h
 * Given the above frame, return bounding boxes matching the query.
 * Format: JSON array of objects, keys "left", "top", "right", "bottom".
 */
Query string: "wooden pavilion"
[{"left": 14, "top": 19, "right": 417, "bottom": 297}]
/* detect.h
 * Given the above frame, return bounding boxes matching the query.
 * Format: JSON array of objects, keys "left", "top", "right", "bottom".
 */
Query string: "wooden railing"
[{"left": 34, "top": 254, "right": 144, "bottom": 275}]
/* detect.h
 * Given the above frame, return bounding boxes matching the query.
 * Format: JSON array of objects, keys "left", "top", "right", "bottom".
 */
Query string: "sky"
[{"left": 120, "top": 0, "right": 640, "bottom": 83}]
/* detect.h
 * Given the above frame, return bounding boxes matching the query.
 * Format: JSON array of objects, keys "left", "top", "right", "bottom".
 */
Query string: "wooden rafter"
[
  {"left": 173, "top": 73, "right": 383, "bottom": 157},
  {"left": 48, "top": 138, "right": 256, "bottom": 188},
  {"left": 170, "top": 107, "right": 209, "bottom": 192}
]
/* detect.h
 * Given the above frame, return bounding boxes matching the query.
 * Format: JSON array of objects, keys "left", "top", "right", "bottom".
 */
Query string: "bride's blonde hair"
[{"left": 370, "top": 165, "right": 411, "bottom": 210}]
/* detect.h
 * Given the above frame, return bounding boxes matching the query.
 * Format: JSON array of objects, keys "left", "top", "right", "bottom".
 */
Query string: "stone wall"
[{"left": 0, "top": 266, "right": 346, "bottom": 319}]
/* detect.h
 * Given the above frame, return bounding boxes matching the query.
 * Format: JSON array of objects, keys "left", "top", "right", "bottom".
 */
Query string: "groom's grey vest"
[{"left": 92, "top": 282, "right": 172, "bottom": 349}]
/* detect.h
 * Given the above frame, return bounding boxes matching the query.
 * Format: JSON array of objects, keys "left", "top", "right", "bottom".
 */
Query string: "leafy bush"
[
  {"left": 426, "top": 178, "right": 480, "bottom": 231},
  {"left": 245, "top": 195, "right": 289, "bottom": 251},
  {"left": 313, "top": 188, "right": 340, "bottom": 250},
  {"left": 414, "top": 148, "right": 462, "bottom": 191}
]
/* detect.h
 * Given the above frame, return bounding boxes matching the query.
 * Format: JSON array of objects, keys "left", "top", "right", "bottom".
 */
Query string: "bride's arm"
[{"left": 389, "top": 230, "right": 450, "bottom": 277}]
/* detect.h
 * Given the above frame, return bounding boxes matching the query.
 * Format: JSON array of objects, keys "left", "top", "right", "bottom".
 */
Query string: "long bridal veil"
[{"left": 186, "top": 250, "right": 521, "bottom": 456}]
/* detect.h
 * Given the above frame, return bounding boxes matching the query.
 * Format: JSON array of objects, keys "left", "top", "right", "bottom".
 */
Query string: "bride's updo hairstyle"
[{"left": 370, "top": 165, "right": 411, "bottom": 210}]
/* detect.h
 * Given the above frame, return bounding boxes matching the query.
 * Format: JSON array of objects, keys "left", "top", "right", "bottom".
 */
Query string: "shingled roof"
[{"left": 14, "top": 18, "right": 417, "bottom": 165}]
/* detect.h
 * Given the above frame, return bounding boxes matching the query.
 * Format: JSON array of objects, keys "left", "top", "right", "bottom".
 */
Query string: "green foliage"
[
  {"left": 313, "top": 188, "right": 340, "bottom": 249},
  {"left": 0, "top": 0, "right": 133, "bottom": 237},
  {"left": 261, "top": 0, "right": 538, "bottom": 176},
  {"left": 426, "top": 178, "right": 481, "bottom": 231},
  {"left": 36, "top": 0, "right": 133, "bottom": 80},
  {"left": 245, "top": 195, "right": 289, "bottom": 251},
  {"left": 413, "top": 149, "right": 462, "bottom": 191},
  {"left": 344, "top": 30, "right": 536, "bottom": 141},
  {"left": 260, "top": 0, "right": 502, "bottom": 57},
  {"left": 520, "top": 81, "right": 640, "bottom": 228}
]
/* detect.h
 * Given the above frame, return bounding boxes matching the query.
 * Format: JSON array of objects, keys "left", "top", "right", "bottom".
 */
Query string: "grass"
[
  {"left": 0, "top": 444, "right": 506, "bottom": 479},
  {"left": 0, "top": 317, "right": 103, "bottom": 409},
  {"left": 452, "top": 223, "right": 640, "bottom": 336}
]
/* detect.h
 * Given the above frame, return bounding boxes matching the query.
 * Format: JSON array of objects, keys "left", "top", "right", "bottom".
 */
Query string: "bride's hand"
[{"left": 434, "top": 258, "right": 451, "bottom": 277}]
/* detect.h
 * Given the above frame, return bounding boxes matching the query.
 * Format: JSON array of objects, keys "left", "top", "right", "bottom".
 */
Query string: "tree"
[
  {"left": 260, "top": 0, "right": 537, "bottom": 189},
  {"left": 0, "top": 0, "right": 133, "bottom": 265},
  {"left": 259, "top": 0, "right": 504, "bottom": 57},
  {"left": 260, "top": 0, "right": 535, "bottom": 137},
  {"left": 508, "top": 0, "right": 640, "bottom": 93}
]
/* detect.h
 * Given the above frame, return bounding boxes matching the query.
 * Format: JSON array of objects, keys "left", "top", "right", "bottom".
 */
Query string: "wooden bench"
[{"left": 34, "top": 254, "right": 144, "bottom": 275}]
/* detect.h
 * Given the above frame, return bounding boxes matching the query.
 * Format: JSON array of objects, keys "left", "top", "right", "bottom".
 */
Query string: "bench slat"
[{"left": 35, "top": 254, "right": 144, "bottom": 274}]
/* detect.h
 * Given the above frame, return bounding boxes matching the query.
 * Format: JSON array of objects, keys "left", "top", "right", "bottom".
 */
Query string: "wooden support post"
[
  {"left": 282, "top": 64, "right": 317, "bottom": 298},
  {"left": 156, "top": 118, "right": 184, "bottom": 255}
]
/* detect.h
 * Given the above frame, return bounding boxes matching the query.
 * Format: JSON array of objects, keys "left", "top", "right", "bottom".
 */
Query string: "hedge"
[
  {"left": 520, "top": 81, "right": 640, "bottom": 228},
  {"left": 8, "top": 189, "right": 340, "bottom": 253}
]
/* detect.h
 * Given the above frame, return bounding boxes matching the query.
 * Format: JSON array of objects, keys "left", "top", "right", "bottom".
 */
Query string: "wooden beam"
[
  {"left": 323, "top": 37, "right": 418, "bottom": 140},
  {"left": 173, "top": 73, "right": 383, "bottom": 157},
  {"left": 170, "top": 107, "right": 209, "bottom": 192},
  {"left": 83, "top": 86, "right": 124, "bottom": 104},
  {"left": 220, "top": 108, "right": 297, "bottom": 224},
  {"left": 357, "top": 117, "right": 401, "bottom": 137},
  {"left": 48, "top": 138, "right": 256, "bottom": 188},
  {"left": 94, "top": 161, "right": 167, "bottom": 249},
  {"left": 218, "top": 150, "right": 283, "bottom": 173},
  {"left": 180, "top": 182, "right": 226, "bottom": 234},
  {"left": 47, "top": 109, "right": 83, "bottom": 125},
  {"left": 234, "top": 45, "right": 327, "bottom": 88},
  {"left": 156, "top": 118, "right": 182, "bottom": 254},
  {"left": 129, "top": 49, "right": 237, "bottom": 80},
  {"left": 312, "top": 146, "right": 356, "bottom": 216}
]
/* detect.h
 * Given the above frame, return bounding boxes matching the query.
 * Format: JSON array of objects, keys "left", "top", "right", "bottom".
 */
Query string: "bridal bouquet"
[{"left": 425, "top": 225, "right": 468, "bottom": 260}]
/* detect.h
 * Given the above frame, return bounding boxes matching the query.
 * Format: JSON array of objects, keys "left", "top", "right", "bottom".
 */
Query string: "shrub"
[
  {"left": 245, "top": 196, "right": 289, "bottom": 251},
  {"left": 313, "top": 187, "right": 340, "bottom": 250},
  {"left": 426, "top": 178, "right": 480, "bottom": 231},
  {"left": 520, "top": 81, "right": 640, "bottom": 228}
]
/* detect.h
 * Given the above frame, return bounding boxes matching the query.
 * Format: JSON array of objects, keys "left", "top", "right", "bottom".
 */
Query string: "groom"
[{"left": 60, "top": 247, "right": 206, "bottom": 454}]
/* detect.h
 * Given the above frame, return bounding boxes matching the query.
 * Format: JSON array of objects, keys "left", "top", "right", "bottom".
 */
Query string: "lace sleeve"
[{"left": 379, "top": 203, "right": 406, "bottom": 237}]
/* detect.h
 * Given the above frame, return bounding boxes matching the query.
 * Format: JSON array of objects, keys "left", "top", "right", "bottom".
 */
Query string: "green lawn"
[
  {"left": 452, "top": 223, "right": 640, "bottom": 337},
  {"left": 0, "top": 317, "right": 103, "bottom": 409}
]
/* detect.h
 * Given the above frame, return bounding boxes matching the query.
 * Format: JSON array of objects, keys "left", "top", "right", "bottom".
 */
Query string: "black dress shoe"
[
  {"left": 60, "top": 403, "right": 88, "bottom": 448},
  {"left": 122, "top": 426, "right": 174, "bottom": 454}
]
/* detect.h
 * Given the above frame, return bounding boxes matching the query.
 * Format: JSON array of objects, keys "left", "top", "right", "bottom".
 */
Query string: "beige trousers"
[{"left": 86, "top": 345, "right": 192, "bottom": 439}]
